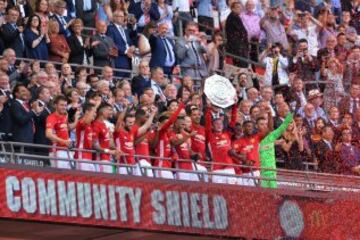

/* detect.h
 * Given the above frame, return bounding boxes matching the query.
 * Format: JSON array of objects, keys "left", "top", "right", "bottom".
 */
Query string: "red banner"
[{"left": 0, "top": 165, "right": 360, "bottom": 239}]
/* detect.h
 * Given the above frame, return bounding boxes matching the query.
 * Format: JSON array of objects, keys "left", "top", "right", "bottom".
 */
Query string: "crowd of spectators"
[{"left": 0, "top": 0, "right": 359, "bottom": 184}]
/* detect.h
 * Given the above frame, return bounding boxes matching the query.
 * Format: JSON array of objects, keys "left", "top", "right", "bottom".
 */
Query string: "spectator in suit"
[
  {"left": 0, "top": 72, "right": 13, "bottom": 140},
  {"left": 11, "top": 83, "right": 44, "bottom": 143},
  {"left": 2, "top": 48, "right": 27, "bottom": 86},
  {"left": 33, "top": 86, "right": 53, "bottom": 160},
  {"left": 90, "top": 20, "right": 116, "bottom": 68},
  {"left": 106, "top": 9, "right": 136, "bottom": 77},
  {"left": 175, "top": 21, "right": 209, "bottom": 79},
  {"left": 338, "top": 83, "right": 360, "bottom": 116},
  {"left": 131, "top": 59, "right": 151, "bottom": 97},
  {"left": 129, "top": 0, "right": 160, "bottom": 33},
  {"left": 23, "top": 14, "right": 50, "bottom": 60},
  {"left": 149, "top": 22, "right": 176, "bottom": 75},
  {"left": 7, "top": 0, "right": 33, "bottom": 19},
  {"left": 50, "top": 0, "right": 74, "bottom": 38},
  {"left": 48, "top": 19, "right": 70, "bottom": 62},
  {"left": 85, "top": 73, "right": 99, "bottom": 98},
  {"left": 315, "top": 125, "right": 337, "bottom": 173},
  {"left": 1, "top": 7, "right": 26, "bottom": 57},
  {"left": 74, "top": 0, "right": 97, "bottom": 28},
  {"left": 150, "top": 66, "right": 166, "bottom": 102},
  {"left": 66, "top": 18, "right": 90, "bottom": 65},
  {"left": 335, "top": 128, "right": 360, "bottom": 175}
]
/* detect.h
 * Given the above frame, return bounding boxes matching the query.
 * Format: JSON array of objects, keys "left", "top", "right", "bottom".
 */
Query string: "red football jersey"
[
  {"left": 170, "top": 131, "right": 193, "bottom": 170},
  {"left": 191, "top": 124, "right": 206, "bottom": 160},
  {"left": 114, "top": 127, "right": 136, "bottom": 165},
  {"left": 46, "top": 112, "right": 69, "bottom": 149},
  {"left": 74, "top": 118, "right": 93, "bottom": 160},
  {"left": 232, "top": 134, "right": 261, "bottom": 173},
  {"left": 92, "top": 120, "right": 111, "bottom": 161},
  {"left": 208, "top": 132, "right": 234, "bottom": 170}
]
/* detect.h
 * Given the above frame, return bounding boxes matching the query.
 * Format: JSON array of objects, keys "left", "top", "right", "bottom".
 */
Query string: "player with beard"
[
  {"left": 74, "top": 103, "right": 97, "bottom": 172},
  {"left": 190, "top": 108, "right": 206, "bottom": 163},
  {"left": 114, "top": 105, "right": 157, "bottom": 176},
  {"left": 92, "top": 103, "right": 120, "bottom": 173},
  {"left": 152, "top": 102, "right": 185, "bottom": 179},
  {"left": 133, "top": 106, "right": 158, "bottom": 177},
  {"left": 46, "top": 95, "right": 72, "bottom": 169},
  {"left": 170, "top": 115, "right": 203, "bottom": 181},
  {"left": 205, "top": 101, "right": 238, "bottom": 184}
]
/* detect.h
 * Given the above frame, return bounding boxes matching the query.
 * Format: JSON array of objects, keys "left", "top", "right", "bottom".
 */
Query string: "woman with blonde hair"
[
  {"left": 321, "top": 57, "right": 345, "bottom": 111},
  {"left": 48, "top": 19, "right": 70, "bottom": 62}
]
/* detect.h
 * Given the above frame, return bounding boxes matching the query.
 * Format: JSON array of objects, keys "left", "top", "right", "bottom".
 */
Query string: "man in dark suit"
[
  {"left": 314, "top": 126, "right": 336, "bottom": 173},
  {"left": 6, "top": 0, "right": 33, "bottom": 18},
  {"left": 91, "top": 20, "right": 116, "bottom": 68},
  {"left": 2, "top": 48, "right": 28, "bottom": 86},
  {"left": 1, "top": 7, "right": 26, "bottom": 58},
  {"left": 149, "top": 23, "right": 176, "bottom": 75},
  {"left": 338, "top": 83, "right": 360, "bottom": 117},
  {"left": 0, "top": 72, "right": 12, "bottom": 140},
  {"left": 10, "top": 83, "right": 44, "bottom": 144},
  {"left": 50, "top": 0, "right": 74, "bottom": 38},
  {"left": 129, "top": 0, "right": 160, "bottom": 33},
  {"left": 131, "top": 59, "right": 151, "bottom": 97},
  {"left": 73, "top": 0, "right": 97, "bottom": 28},
  {"left": 33, "top": 87, "right": 53, "bottom": 163},
  {"left": 106, "top": 9, "right": 136, "bottom": 77},
  {"left": 336, "top": 128, "right": 360, "bottom": 175}
]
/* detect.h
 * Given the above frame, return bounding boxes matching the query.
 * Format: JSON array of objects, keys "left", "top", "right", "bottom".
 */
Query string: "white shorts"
[
  {"left": 212, "top": 168, "right": 237, "bottom": 185},
  {"left": 238, "top": 170, "right": 260, "bottom": 186},
  {"left": 97, "top": 161, "right": 113, "bottom": 174},
  {"left": 176, "top": 163, "right": 208, "bottom": 182},
  {"left": 135, "top": 159, "right": 154, "bottom": 177},
  {"left": 193, "top": 163, "right": 208, "bottom": 182},
  {"left": 77, "top": 159, "right": 96, "bottom": 172},
  {"left": 155, "top": 169, "right": 174, "bottom": 179},
  {"left": 50, "top": 150, "right": 72, "bottom": 169}
]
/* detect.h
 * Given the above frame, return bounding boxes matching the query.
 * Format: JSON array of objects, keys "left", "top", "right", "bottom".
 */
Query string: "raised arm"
[{"left": 266, "top": 112, "right": 293, "bottom": 143}]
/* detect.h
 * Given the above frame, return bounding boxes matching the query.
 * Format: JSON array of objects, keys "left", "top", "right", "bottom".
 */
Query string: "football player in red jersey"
[
  {"left": 151, "top": 101, "right": 185, "bottom": 179},
  {"left": 231, "top": 105, "right": 274, "bottom": 186},
  {"left": 205, "top": 100, "right": 238, "bottom": 184},
  {"left": 92, "top": 103, "right": 120, "bottom": 173},
  {"left": 114, "top": 105, "right": 157, "bottom": 176},
  {"left": 46, "top": 95, "right": 72, "bottom": 169},
  {"left": 74, "top": 103, "right": 97, "bottom": 172},
  {"left": 170, "top": 115, "right": 205, "bottom": 181}
]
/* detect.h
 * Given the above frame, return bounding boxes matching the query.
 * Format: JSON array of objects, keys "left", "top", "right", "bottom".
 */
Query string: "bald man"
[{"left": 91, "top": 20, "right": 116, "bottom": 68}]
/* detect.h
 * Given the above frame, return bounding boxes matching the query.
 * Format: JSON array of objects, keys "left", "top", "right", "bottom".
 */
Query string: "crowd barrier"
[{"left": 1, "top": 141, "right": 360, "bottom": 193}]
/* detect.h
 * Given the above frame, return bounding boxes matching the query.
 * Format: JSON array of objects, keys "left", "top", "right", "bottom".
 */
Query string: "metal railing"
[{"left": 1, "top": 141, "right": 360, "bottom": 192}]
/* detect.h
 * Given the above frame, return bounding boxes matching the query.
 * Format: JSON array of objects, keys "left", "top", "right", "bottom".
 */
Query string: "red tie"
[{"left": 23, "top": 102, "right": 30, "bottom": 112}]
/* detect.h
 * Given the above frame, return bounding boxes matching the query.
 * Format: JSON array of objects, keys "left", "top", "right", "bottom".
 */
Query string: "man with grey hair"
[
  {"left": 91, "top": 20, "right": 116, "bottom": 68},
  {"left": 50, "top": 0, "right": 74, "bottom": 38},
  {"left": 3, "top": 48, "right": 27, "bottom": 85},
  {"left": 175, "top": 22, "right": 209, "bottom": 79}
]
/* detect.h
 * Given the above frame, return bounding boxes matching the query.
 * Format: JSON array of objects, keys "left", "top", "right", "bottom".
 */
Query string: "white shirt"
[
  {"left": 115, "top": 23, "right": 129, "bottom": 50},
  {"left": 172, "top": 0, "right": 190, "bottom": 12},
  {"left": 292, "top": 25, "right": 319, "bottom": 56},
  {"left": 151, "top": 80, "right": 165, "bottom": 98}
]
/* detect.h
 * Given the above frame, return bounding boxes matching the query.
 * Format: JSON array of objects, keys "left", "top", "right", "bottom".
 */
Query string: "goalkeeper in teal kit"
[{"left": 259, "top": 112, "right": 293, "bottom": 188}]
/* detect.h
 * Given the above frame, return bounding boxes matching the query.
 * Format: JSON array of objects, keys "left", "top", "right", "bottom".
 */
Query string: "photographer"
[{"left": 259, "top": 42, "right": 289, "bottom": 88}]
